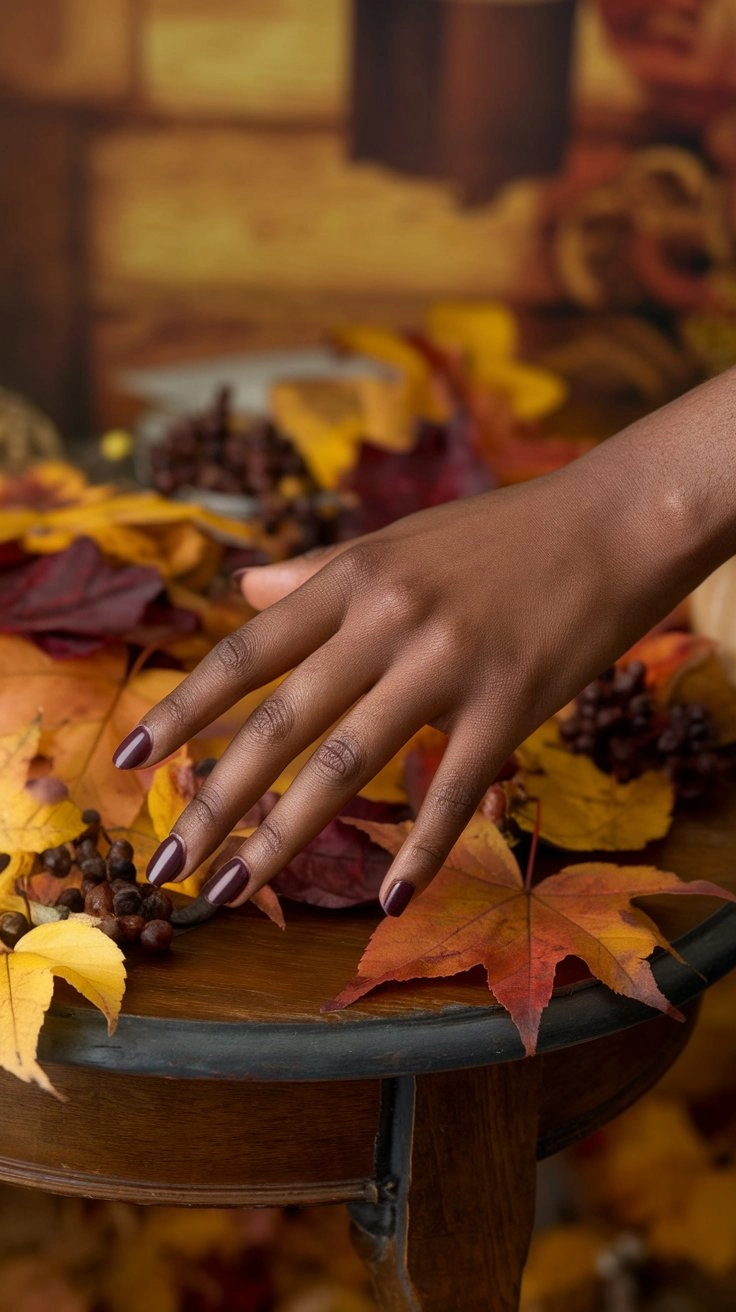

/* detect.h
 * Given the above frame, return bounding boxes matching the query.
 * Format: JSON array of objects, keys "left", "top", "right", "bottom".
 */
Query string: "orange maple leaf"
[{"left": 324, "top": 816, "right": 735, "bottom": 1055}]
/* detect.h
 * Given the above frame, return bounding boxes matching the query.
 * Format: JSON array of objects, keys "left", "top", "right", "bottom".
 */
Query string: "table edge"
[{"left": 38, "top": 904, "right": 736, "bottom": 1080}]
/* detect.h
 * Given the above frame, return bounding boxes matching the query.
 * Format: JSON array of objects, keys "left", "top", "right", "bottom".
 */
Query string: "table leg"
[{"left": 349, "top": 1059, "right": 540, "bottom": 1311}]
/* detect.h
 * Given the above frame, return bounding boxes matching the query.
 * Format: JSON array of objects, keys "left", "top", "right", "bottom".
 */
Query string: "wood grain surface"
[{"left": 51, "top": 785, "right": 736, "bottom": 1033}]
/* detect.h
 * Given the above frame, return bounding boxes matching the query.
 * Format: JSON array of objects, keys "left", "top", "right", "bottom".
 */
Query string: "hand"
[{"left": 112, "top": 370, "right": 736, "bottom": 914}]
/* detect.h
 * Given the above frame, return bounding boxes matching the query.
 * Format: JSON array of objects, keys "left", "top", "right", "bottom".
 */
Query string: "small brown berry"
[
  {"left": 113, "top": 887, "right": 141, "bottom": 917},
  {"left": 57, "top": 888, "right": 84, "bottom": 913},
  {"left": 0, "top": 912, "right": 31, "bottom": 948},
  {"left": 141, "top": 889, "right": 173, "bottom": 922},
  {"left": 117, "top": 914, "right": 145, "bottom": 943},
  {"left": 107, "top": 859, "right": 137, "bottom": 883},
  {"left": 98, "top": 915, "right": 124, "bottom": 944},
  {"left": 79, "top": 856, "right": 107, "bottom": 882},
  {"left": 108, "top": 839, "right": 134, "bottom": 863},
  {"left": 41, "top": 845, "right": 72, "bottom": 877},
  {"left": 85, "top": 884, "right": 114, "bottom": 917},
  {"left": 81, "top": 808, "right": 101, "bottom": 827},
  {"left": 75, "top": 837, "right": 99, "bottom": 861},
  {"left": 139, "top": 883, "right": 157, "bottom": 901},
  {"left": 140, "top": 919, "right": 174, "bottom": 952}
]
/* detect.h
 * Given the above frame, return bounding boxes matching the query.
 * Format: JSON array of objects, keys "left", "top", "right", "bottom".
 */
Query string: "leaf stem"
[{"left": 525, "top": 800, "right": 541, "bottom": 891}]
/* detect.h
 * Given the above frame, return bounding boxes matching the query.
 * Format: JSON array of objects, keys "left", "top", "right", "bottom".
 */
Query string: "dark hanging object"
[{"left": 350, "top": 0, "right": 578, "bottom": 206}]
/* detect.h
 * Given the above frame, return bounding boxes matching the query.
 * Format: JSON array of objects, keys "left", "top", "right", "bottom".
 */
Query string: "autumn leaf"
[
  {"left": 0, "top": 635, "right": 183, "bottom": 827},
  {"left": 0, "top": 538, "right": 181, "bottom": 656},
  {"left": 622, "top": 630, "right": 715, "bottom": 700},
  {"left": 272, "top": 797, "right": 409, "bottom": 908},
  {"left": 324, "top": 815, "right": 735, "bottom": 1055},
  {"left": 0, "top": 461, "right": 260, "bottom": 577},
  {"left": 621, "top": 629, "right": 736, "bottom": 745},
  {"left": 426, "top": 301, "right": 567, "bottom": 421},
  {"left": 580, "top": 1094, "right": 736, "bottom": 1275},
  {"left": 0, "top": 719, "right": 83, "bottom": 855},
  {"left": 340, "top": 416, "right": 493, "bottom": 536},
  {"left": 0, "top": 919, "right": 126, "bottom": 1096},
  {"left": 513, "top": 722, "right": 674, "bottom": 850}
]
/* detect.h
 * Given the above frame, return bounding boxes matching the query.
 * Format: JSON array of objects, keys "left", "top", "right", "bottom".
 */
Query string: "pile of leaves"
[{"left": 1, "top": 368, "right": 736, "bottom": 1091}]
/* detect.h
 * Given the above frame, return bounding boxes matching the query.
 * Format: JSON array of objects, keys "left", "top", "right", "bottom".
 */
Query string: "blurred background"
[{"left": 2, "top": 0, "right": 736, "bottom": 442}]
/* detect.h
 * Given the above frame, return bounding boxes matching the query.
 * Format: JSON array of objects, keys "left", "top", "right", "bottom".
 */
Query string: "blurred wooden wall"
[{"left": 0, "top": 0, "right": 585, "bottom": 436}]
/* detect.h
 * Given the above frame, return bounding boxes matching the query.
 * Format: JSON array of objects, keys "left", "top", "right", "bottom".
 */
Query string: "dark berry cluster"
[
  {"left": 0, "top": 809, "right": 175, "bottom": 953},
  {"left": 147, "top": 385, "right": 343, "bottom": 549},
  {"left": 560, "top": 661, "right": 730, "bottom": 799}
]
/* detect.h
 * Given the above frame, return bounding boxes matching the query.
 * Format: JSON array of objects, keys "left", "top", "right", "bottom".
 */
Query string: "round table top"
[{"left": 41, "top": 791, "right": 736, "bottom": 1081}]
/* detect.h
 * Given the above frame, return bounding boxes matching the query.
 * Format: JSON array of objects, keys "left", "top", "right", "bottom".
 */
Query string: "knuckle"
[
  {"left": 407, "top": 838, "right": 447, "bottom": 872},
  {"left": 329, "top": 542, "right": 381, "bottom": 601},
  {"left": 378, "top": 578, "right": 421, "bottom": 627},
  {"left": 429, "top": 776, "right": 478, "bottom": 824},
  {"left": 313, "top": 734, "right": 367, "bottom": 785},
  {"left": 248, "top": 694, "right": 295, "bottom": 745},
  {"left": 210, "top": 626, "right": 260, "bottom": 679},
  {"left": 256, "top": 816, "right": 285, "bottom": 859},
  {"left": 159, "top": 686, "right": 195, "bottom": 731},
  {"left": 188, "top": 787, "right": 226, "bottom": 831}
]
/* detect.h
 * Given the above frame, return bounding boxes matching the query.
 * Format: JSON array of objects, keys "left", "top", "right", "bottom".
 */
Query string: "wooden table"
[{"left": 1, "top": 798, "right": 735, "bottom": 1312}]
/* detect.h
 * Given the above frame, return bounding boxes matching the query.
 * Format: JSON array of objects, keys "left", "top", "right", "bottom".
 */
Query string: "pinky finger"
[{"left": 377, "top": 729, "right": 501, "bottom": 916}]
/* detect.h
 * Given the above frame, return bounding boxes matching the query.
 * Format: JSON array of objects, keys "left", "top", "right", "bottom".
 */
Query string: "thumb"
[{"left": 238, "top": 542, "right": 350, "bottom": 610}]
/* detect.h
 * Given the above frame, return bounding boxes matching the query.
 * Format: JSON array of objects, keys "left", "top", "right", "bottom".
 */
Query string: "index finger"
[{"left": 111, "top": 567, "right": 345, "bottom": 770}]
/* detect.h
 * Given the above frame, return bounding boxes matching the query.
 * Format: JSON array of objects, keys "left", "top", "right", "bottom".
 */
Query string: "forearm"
[{"left": 570, "top": 366, "right": 736, "bottom": 614}]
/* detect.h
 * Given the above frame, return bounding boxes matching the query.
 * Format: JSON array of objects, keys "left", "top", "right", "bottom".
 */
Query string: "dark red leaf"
[
  {"left": 340, "top": 415, "right": 494, "bottom": 535},
  {"left": 272, "top": 796, "right": 410, "bottom": 907},
  {"left": 0, "top": 538, "right": 198, "bottom": 657}
]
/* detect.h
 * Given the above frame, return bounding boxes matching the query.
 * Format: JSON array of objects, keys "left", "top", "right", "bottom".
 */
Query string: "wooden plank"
[
  {"left": 0, "top": 0, "right": 132, "bottom": 103},
  {"left": 0, "top": 107, "right": 86, "bottom": 435},
  {"left": 0, "top": 1063, "right": 380, "bottom": 1206},
  {"left": 139, "top": 0, "right": 347, "bottom": 120},
  {"left": 89, "top": 126, "right": 545, "bottom": 299}
]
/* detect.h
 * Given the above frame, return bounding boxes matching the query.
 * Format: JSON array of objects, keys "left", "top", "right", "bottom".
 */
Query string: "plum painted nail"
[
  {"left": 147, "top": 833, "right": 186, "bottom": 886},
  {"left": 202, "top": 858, "right": 250, "bottom": 905},
  {"left": 382, "top": 880, "right": 414, "bottom": 917},
  {"left": 112, "top": 725, "right": 153, "bottom": 769}
]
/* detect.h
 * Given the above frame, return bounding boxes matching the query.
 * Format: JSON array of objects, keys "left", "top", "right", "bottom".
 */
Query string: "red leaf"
[
  {"left": 272, "top": 797, "right": 409, "bottom": 908},
  {"left": 0, "top": 539, "right": 197, "bottom": 656},
  {"left": 340, "top": 416, "right": 494, "bottom": 535}
]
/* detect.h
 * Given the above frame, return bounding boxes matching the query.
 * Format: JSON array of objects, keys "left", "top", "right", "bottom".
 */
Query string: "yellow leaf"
[
  {"left": 0, "top": 786, "right": 83, "bottom": 857},
  {"left": 514, "top": 723, "right": 674, "bottom": 850},
  {"left": 427, "top": 301, "right": 567, "bottom": 420},
  {"left": 15, "top": 919, "right": 126, "bottom": 1033},
  {"left": 649, "top": 1168, "right": 736, "bottom": 1274},
  {"left": 668, "top": 651, "right": 736, "bottom": 745},
  {"left": 0, "top": 637, "right": 183, "bottom": 827},
  {"left": 0, "top": 719, "right": 84, "bottom": 856},
  {"left": 521, "top": 1225, "right": 608, "bottom": 1306},
  {"left": 0, "top": 462, "right": 260, "bottom": 576},
  {"left": 428, "top": 300, "right": 520, "bottom": 361},
  {"left": 271, "top": 379, "right": 367, "bottom": 488},
  {"left": 0, "top": 853, "right": 34, "bottom": 907},
  {"left": 147, "top": 750, "right": 196, "bottom": 842},
  {"left": 334, "top": 325, "right": 449, "bottom": 424},
  {"left": 0, "top": 954, "right": 56, "bottom": 1094}
]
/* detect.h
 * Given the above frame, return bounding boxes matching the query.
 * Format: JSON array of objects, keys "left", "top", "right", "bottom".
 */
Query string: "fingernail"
[
  {"left": 147, "top": 833, "right": 186, "bottom": 886},
  {"left": 382, "top": 880, "right": 415, "bottom": 917},
  {"left": 112, "top": 725, "right": 153, "bottom": 769},
  {"left": 202, "top": 858, "right": 250, "bottom": 906}
]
